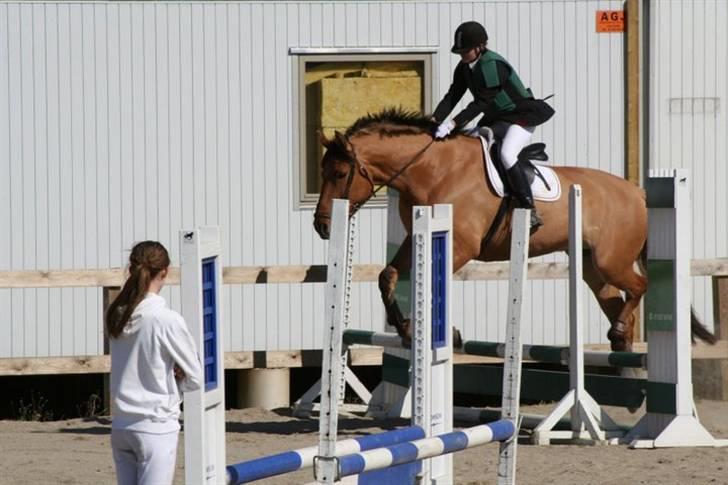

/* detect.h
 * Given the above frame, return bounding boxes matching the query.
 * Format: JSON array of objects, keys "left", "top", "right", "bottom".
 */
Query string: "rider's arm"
[{"left": 432, "top": 64, "right": 468, "bottom": 123}]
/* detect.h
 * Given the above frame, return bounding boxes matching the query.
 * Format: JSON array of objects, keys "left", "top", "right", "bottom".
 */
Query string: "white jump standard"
[
  {"left": 314, "top": 200, "right": 458, "bottom": 484},
  {"left": 313, "top": 199, "right": 526, "bottom": 485},
  {"left": 532, "top": 185, "right": 623, "bottom": 444},
  {"left": 180, "top": 227, "right": 226, "bottom": 485}
]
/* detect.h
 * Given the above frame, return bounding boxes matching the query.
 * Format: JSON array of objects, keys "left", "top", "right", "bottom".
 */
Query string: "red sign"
[{"left": 596, "top": 10, "right": 625, "bottom": 33}]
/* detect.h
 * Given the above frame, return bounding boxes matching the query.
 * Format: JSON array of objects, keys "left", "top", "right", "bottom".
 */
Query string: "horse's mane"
[
  {"left": 345, "top": 107, "right": 436, "bottom": 138},
  {"left": 324, "top": 108, "right": 435, "bottom": 163}
]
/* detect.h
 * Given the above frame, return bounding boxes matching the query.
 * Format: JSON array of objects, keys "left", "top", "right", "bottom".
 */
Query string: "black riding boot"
[{"left": 506, "top": 162, "right": 543, "bottom": 230}]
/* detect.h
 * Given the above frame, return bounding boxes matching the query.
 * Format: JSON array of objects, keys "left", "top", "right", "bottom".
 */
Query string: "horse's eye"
[{"left": 335, "top": 171, "right": 347, "bottom": 179}]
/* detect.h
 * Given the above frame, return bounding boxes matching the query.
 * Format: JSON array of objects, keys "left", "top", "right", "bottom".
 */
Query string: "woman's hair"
[{"left": 106, "top": 241, "right": 171, "bottom": 339}]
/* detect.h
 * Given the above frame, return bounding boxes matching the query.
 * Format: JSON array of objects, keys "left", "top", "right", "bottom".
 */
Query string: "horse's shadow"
[
  {"left": 37, "top": 411, "right": 411, "bottom": 438},
  {"left": 32, "top": 416, "right": 112, "bottom": 435},
  {"left": 224, "top": 409, "right": 409, "bottom": 436}
]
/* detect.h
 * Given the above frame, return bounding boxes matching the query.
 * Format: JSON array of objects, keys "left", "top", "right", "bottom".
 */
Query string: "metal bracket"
[{"left": 313, "top": 455, "right": 341, "bottom": 483}]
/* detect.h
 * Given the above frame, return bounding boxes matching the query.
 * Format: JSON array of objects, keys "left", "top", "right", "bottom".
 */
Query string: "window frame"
[{"left": 290, "top": 47, "right": 437, "bottom": 210}]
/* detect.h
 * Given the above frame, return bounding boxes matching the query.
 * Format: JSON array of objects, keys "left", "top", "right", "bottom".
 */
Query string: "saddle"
[
  {"left": 474, "top": 126, "right": 561, "bottom": 202},
  {"left": 490, "top": 142, "right": 550, "bottom": 189}
]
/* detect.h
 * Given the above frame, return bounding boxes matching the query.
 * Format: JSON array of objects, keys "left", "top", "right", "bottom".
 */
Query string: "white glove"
[{"left": 435, "top": 120, "right": 455, "bottom": 139}]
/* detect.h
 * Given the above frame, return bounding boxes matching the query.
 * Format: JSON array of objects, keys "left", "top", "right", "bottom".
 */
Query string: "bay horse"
[{"left": 313, "top": 109, "right": 714, "bottom": 352}]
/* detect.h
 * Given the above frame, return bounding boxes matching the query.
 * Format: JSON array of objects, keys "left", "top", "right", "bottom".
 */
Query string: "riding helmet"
[{"left": 451, "top": 21, "right": 488, "bottom": 54}]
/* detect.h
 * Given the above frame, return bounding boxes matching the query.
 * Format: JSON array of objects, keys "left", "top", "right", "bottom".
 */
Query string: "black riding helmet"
[{"left": 451, "top": 21, "right": 488, "bottom": 54}]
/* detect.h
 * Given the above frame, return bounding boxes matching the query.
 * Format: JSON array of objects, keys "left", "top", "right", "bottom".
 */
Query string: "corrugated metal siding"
[
  {"left": 648, "top": 0, "right": 727, "bottom": 332},
  {"left": 1, "top": 1, "right": 625, "bottom": 358}
]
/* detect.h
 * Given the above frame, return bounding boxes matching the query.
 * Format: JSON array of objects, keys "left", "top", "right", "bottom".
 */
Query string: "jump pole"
[
  {"left": 626, "top": 169, "right": 728, "bottom": 448},
  {"left": 180, "top": 227, "right": 226, "bottom": 485}
]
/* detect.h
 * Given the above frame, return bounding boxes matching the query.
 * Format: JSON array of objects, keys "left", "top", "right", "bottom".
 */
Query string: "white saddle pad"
[{"left": 478, "top": 134, "right": 561, "bottom": 202}]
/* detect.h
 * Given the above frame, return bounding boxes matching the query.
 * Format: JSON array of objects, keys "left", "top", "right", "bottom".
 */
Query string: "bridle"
[{"left": 314, "top": 138, "right": 435, "bottom": 222}]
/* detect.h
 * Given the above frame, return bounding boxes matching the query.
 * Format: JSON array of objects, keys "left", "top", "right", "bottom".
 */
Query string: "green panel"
[
  {"left": 454, "top": 365, "right": 647, "bottom": 409},
  {"left": 381, "top": 353, "right": 410, "bottom": 388},
  {"left": 645, "top": 177, "right": 675, "bottom": 208},
  {"left": 342, "top": 329, "right": 375, "bottom": 346},
  {"left": 645, "top": 381, "right": 677, "bottom": 414},
  {"left": 645, "top": 260, "right": 675, "bottom": 331}
]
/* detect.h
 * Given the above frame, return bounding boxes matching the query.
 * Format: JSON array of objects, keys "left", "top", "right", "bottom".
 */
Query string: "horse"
[{"left": 313, "top": 109, "right": 715, "bottom": 352}]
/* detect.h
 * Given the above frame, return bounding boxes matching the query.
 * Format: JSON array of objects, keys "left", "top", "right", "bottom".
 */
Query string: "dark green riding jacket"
[{"left": 433, "top": 49, "right": 554, "bottom": 127}]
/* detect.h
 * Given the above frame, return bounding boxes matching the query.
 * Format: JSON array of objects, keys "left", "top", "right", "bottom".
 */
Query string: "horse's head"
[{"left": 313, "top": 131, "right": 375, "bottom": 240}]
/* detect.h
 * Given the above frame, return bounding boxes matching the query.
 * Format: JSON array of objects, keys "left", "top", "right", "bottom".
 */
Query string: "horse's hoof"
[
  {"left": 608, "top": 338, "right": 627, "bottom": 352},
  {"left": 607, "top": 322, "right": 630, "bottom": 351}
]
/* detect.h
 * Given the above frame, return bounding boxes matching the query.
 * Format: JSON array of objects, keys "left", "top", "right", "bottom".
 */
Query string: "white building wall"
[
  {"left": 0, "top": 0, "right": 626, "bottom": 358},
  {"left": 648, "top": 0, "right": 728, "bottom": 332}
]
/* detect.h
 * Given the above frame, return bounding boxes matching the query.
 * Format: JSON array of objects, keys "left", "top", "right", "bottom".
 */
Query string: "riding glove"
[{"left": 435, "top": 120, "right": 456, "bottom": 139}]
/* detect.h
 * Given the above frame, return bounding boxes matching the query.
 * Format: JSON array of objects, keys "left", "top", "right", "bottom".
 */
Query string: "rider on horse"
[{"left": 432, "top": 21, "right": 554, "bottom": 229}]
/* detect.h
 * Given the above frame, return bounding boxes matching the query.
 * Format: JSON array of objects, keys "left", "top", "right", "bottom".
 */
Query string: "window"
[{"left": 293, "top": 50, "right": 434, "bottom": 207}]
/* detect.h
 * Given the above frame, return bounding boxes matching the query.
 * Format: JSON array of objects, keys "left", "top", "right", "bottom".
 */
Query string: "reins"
[
  {"left": 370, "top": 138, "right": 435, "bottom": 199},
  {"left": 349, "top": 138, "right": 435, "bottom": 216}
]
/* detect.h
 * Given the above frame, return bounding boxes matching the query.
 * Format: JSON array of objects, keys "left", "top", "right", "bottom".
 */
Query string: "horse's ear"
[
  {"left": 334, "top": 131, "right": 352, "bottom": 153},
  {"left": 319, "top": 131, "right": 332, "bottom": 148}
]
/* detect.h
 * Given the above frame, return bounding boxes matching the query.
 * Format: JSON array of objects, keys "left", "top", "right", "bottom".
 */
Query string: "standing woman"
[{"left": 106, "top": 241, "right": 202, "bottom": 485}]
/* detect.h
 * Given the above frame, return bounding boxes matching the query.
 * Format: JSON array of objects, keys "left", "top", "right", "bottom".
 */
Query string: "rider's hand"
[{"left": 435, "top": 120, "right": 455, "bottom": 139}]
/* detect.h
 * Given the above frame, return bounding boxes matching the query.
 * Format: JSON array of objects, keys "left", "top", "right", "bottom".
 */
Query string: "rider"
[{"left": 432, "top": 20, "right": 554, "bottom": 229}]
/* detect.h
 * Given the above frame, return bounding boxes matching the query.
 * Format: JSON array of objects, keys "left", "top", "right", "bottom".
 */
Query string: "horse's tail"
[{"left": 691, "top": 307, "right": 718, "bottom": 345}]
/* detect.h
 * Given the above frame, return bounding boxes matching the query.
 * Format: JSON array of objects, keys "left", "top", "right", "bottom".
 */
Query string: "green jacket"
[{"left": 433, "top": 49, "right": 554, "bottom": 127}]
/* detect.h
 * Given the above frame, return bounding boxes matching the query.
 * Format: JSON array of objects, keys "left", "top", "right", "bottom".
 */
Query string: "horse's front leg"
[{"left": 378, "top": 236, "right": 412, "bottom": 344}]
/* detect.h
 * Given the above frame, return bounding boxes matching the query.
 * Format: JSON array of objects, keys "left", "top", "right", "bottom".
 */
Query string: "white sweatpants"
[
  {"left": 111, "top": 428, "right": 179, "bottom": 485},
  {"left": 491, "top": 122, "right": 535, "bottom": 169}
]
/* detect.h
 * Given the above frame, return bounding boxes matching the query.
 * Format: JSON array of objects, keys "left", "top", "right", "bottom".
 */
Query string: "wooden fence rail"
[
  {"left": 1, "top": 260, "right": 726, "bottom": 391},
  {"left": 2, "top": 258, "right": 728, "bottom": 288}
]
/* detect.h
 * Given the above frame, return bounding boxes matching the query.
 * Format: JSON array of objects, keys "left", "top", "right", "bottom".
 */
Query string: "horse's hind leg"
[
  {"left": 582, "top": 250, "right": 646, "bottom": 352},
  {"left": 378, "top": 236, "right": 412, "bottom": 343}
]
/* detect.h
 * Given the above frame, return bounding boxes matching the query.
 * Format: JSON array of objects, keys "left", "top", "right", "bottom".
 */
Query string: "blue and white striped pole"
[
  {"left": 226, "top": 426, "right": 426, "bottom": 484},
  {"left": 335, "top": 420, "right": 515, "bottom": 479}
]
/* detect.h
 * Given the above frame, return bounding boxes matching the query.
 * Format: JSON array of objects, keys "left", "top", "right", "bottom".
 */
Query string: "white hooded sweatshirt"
[{"left": 110, "top": 293, "right": 202, "bottom": 433}]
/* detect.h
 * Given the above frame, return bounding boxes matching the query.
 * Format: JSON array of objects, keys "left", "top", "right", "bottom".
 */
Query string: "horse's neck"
[{"left": 360, "top": 134, "right": 437, "bottom": 197}]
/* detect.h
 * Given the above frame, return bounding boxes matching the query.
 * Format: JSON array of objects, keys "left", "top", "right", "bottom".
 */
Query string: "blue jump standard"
[{"left": 225, "top": 425, "right": 426, "bottom": 484}]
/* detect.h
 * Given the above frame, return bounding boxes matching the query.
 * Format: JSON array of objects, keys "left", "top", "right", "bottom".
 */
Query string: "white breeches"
[
  {"left": 111, "top": 428, "right": 179, "bottom": 485},
  {"left": 491, "top": 122, "right": 535, "bottom": 169}
]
